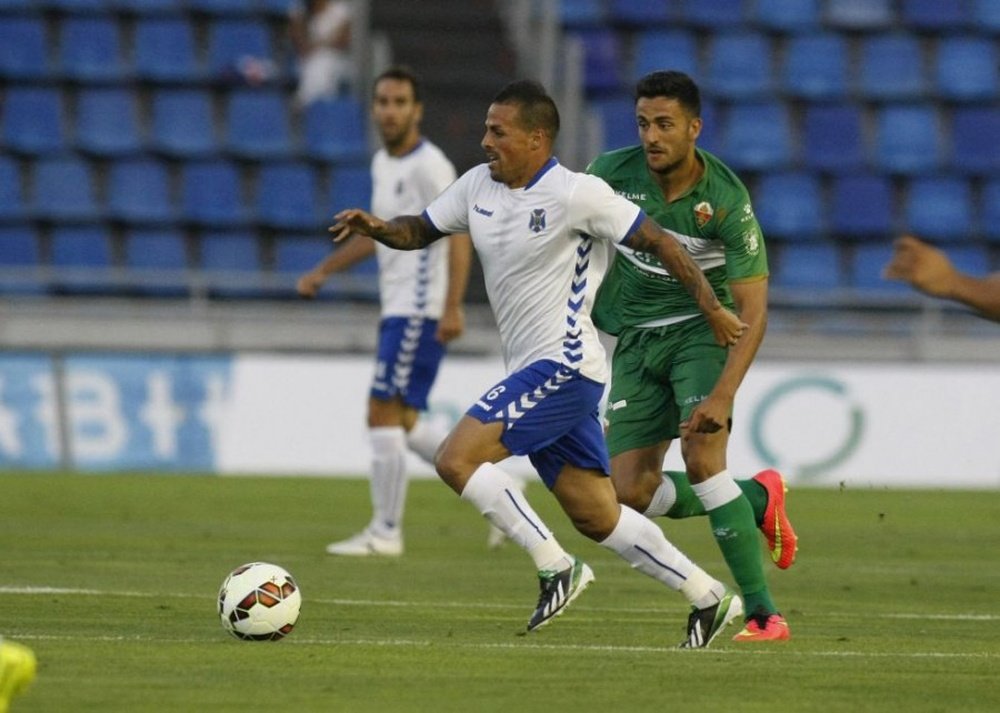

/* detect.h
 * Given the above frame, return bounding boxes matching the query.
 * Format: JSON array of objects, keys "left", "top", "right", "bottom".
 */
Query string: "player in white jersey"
[
  {"left": 298, "top": 66, "right": 472, "bottom": 557},
  {"left": 330, "top": 80, "right": 749, "bottom": 645}
]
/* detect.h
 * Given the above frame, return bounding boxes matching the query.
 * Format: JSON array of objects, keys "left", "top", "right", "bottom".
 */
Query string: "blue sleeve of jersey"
[
  {"left": 617, "top": 210, "right": 646, "bottom": 246},
  {"left": 420, "top": 210, "right": 449, "bottom": 239}
]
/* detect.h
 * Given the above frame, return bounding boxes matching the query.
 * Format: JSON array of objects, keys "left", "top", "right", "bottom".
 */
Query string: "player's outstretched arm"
[
  {"left": 296, "top": 235, "right": 376, "bottom": 298},
  {"left": 884, "top": 234, "right": 1000, "bottom": 323},
  {"left": 330, "top": 209, "right": 440, "bottom": 251},
  {"left": 629, "top": 217, "right": 748, "bottom": 345}
]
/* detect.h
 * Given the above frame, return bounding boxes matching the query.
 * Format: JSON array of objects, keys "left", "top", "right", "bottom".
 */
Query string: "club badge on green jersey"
[{"left": 694, "top": 201, "right": 714, "bottom": 228}]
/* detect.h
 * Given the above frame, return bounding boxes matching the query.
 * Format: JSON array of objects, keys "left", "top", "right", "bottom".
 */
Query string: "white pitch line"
[
  {"left": 4, "top": 586, "right": 1000, "bottom": 622},
  {"left": 7, "top": 632, "right": 999, "bottom": 660}
]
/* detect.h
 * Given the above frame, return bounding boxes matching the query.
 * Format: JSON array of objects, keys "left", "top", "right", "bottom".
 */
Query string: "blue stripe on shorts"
[{"left": 370, "top": 316, "right": 445, "bottom": 410}]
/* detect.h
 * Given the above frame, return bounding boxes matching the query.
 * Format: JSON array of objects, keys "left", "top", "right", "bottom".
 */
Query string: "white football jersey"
[
  {"left": 424, "top": 158, "right": 643, "bottom": 382},
  {"left": 371, "top": 139, "right": 457, "bottom": 318}
]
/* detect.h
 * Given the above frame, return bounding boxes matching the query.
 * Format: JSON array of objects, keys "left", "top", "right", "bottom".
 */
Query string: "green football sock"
[
  {"left": 663, "top": 470, "right": 768, "bottom": 525},
  {"left": 692, "top": 474, "right": 777, "bottom": 616}
]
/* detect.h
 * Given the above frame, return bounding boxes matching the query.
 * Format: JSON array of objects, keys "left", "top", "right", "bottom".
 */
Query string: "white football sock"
[
  {"left": 643, "top": 476, "right": 678, "bottom": 517},
  {"left": 368, "top": 427, "right": 408, "bottom": 536},
  {"left": 405, "top": 418, "right": 448, "bottom": 465},
  {"left": 460, "top": 462, "right": 570, "bottom": 572},
  {"left": 691, "top": 469, "right": 742, "bottom": 511},
  {"left": 600, "top": 505, "right": 724, "bottom": 608}
]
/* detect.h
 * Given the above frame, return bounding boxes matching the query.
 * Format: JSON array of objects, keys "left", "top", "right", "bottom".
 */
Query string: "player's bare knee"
[
  {"left": 611, "top": 469, "right": 660, "bottom": 511},
  {"left": 434, "top": 446, "right": 473, "bottom": 493},
  {"left": 569, "top": 509, "right": 617, "bottom": 541}
]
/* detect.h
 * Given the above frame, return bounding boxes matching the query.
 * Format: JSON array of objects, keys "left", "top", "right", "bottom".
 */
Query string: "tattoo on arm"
[
  {"left": 376, "top": 215, "right": 439, "bottom": 251},
  {"left": 630, "top": 220, "right": 721, "bottom": 310}
]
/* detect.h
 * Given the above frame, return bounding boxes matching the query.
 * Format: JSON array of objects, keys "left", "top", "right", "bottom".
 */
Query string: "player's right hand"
[
  {"left": 330, "top": 208, "right": 384, "bottom": 243},
  {"left": 708, "top": 305, "right": 748, "bottom": 347},
  {"left": 296, "top": 271, "right": 324, "bottom": 298}
]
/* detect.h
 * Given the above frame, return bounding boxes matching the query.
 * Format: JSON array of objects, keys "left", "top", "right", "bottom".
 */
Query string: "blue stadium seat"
[
  {"left": 0, "top": 157, "right": 27, "bottom": 224},
  {"left": 0, "top": 17, "right": 48, "bottom": 80},
  {"left": 591, "top": 95, "right": 637, "bottom": 152},
  {"left": 858, "top": 35, "right": 927, "bottom": 100},
  {"left": 59, "top": 17, "right": 129, "bottom": 83},
  {"left": 199, "top": 231, "right": 260, "bottom": 273},
  {"left": 1, "top": 88, "right": 67, "bottom": 156},
  {"left": 801, "top": 103, "right": 865, "bottom": 174},
  {"left": 830, "top": 174, "right": 895, "bottom": 238},
  {"left": 256, "top": 163, "right": 321, "bottom": 231},
  {"left": 608, "top": 0, "right": 671, "bottom": 26},
  {"left": 224, "top": 89, "right": 294, "bottom": 160},
  {"left": 772, "top": 243, "right": 842, "bottom": 290},
  {"left": 569, "top": 29, "right": 623, "bottom": 95},
  {"left": 873, "top": 104, "right": 942, "bottom": 174},
  {"left": 207, "top": 19, "right": 272, "bottom": 80},
  {"left": 273, "top": 235, "right": 329, "bottom": 275},
  {"left": 180, "top": 160, "right": 249, "bottom": 227},
  {"left": 258, "top": 0, "right": 293, "bottom": 16},
  {"left": 558, "top": 0, "right": 607, "bottom": 28},
  {"left": 783, "top": 34, "right": 849, "bottom": 100},
  {"left": 150, "top": 89, "right": 218, "bottom": 158},
  {"left": 980, "top": 179, "right": 1000, "bottom": 241},
  {"left": 680, "top": 0, "right": 746, "bottom": 29},
  {"left": 903, "top": 177, "right": 974, "bottom": 241},
  {"left": 187, "top": 0, "right": 252, "bottom": 15},
  {"left": 198, "top": 230, "right": 265, "bottom": 297},
  {"left": 900, "top": 0, "right": 971, "bottom": 30},
  {"left": 37, "top": 0, "right": 105, "bottom": 11},
  {"left": 109, "top": 0, "right": 179, "bottom": 13},
  {"left": 753, "top": 0, "right": 820, "bottom": 32},
  {"left": 134, "top": 17, "right": 202, "bottom": 83},
  {"left": 303, "top": 97, "right": 368, "bottom": 163},
  {"left": 328, "top": 165, "right": 372, "bottom": 212},
  {"left": 124, "top": 229, "right": 188, "bottom": 269},
  {"left": 107, "top": 159, "right": 176, "bottom": 225},
  {"left": 0, "top": 226, "right": 41, "bottom": 272},
  {"left": 633, "top": 30, "right": 699, "bottom": 81},
  {"left": 32, "top": 157, "right": 102, "bottom": 223},
  {"left": 753, "top": 172, "right": 825, "bottom": 242},
  {"left": 695, "top": 99, "right": 721, "bottom": 155},
  {"left": 935, "top": 37, "right": 998, "bottom": 102},
  {"left": 945, "top": 245, "right": 990, "bottom": 277},
  {"left": 705, "top": 32, "right": 774, "bottom": 99},
  {"left": 850, "top": 244, "right": 908, "bottom": 292},
  {"left": 825, "top": 0, "right": 894, "bottom": 29},
  {"left": 0, "top": 225, "right": 45, "bottom": 294},
  {"left": 0, "top": 0, "right": 31, "bottom": 9},
  {"left": 124, "top": 229, "right": 189, "bottom": 296},
  {"left": 75, "top": 88, "right": 144, "bottom": 158},
  {"left": 973, "top": 0, "right": 1000, "bottom": 31},
  {"left": 718, "top": 102, "right": 792, "bottom": 172},
  {"left": 952, "top": 106, "right": 1000, "bottom": 175},
  {"left": 50, "top": 226, "right": 115, "bottom": 294}
]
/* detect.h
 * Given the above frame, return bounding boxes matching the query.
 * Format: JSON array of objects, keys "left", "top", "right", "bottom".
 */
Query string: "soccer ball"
[{"left": 217, "top": 562, "right": 301, "bottom": 641}]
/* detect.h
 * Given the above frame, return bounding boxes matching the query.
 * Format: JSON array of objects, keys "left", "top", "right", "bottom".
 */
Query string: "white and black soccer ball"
[{"left": 218, "top": 562, "right": 301, "bottom": 641}]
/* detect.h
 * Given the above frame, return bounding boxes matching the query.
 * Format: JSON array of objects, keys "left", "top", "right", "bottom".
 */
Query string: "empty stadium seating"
[{"left": 1, "top": 0, "right": 997, "bottom": 303}]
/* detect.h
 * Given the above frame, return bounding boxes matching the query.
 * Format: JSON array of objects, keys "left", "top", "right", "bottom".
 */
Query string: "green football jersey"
[{"left": 587, "top": 146, "right": 768, "bottom": 335}]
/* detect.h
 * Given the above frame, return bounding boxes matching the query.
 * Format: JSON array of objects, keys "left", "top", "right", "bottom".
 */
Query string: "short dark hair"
[
  {"left": 373, "top": 65, "right": 422, "bottom": 103},
  {"left": 492, "top": 80, "right": 560, "bottom": 140},
  {"left": 634, "top": 71, "right": 701, "bottom": 118}
]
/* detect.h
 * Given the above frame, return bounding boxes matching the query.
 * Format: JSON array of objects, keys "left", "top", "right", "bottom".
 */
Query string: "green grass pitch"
[{"left": 2, "top": 472, "right": 999, "bottom": 712}]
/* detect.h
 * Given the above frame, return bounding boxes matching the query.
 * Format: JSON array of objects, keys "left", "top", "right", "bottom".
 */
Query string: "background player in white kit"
[
  {"left": 331, "top": 80, "right": 751, "bottom": 647},
  {"left": 298, "top": 66, "right": 472, "bottom": 556}
]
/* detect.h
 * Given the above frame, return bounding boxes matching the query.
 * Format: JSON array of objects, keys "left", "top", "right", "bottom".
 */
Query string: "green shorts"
[{"left": 604, "top": 317, "right": 728, "bottom": 457}]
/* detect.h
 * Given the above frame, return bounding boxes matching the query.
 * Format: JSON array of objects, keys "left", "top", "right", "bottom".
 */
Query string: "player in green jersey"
[{"left": 587, "top": 71, "right": 795, "bottom": 642}]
